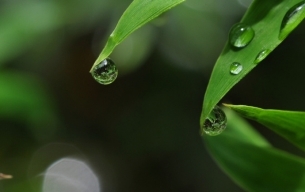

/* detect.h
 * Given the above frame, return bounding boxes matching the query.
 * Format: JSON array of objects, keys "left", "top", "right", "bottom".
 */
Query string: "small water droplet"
[
  {"left": 279, "top": 1, "right": 305, "bottom": 40},
  {"left": 91, "top": 58, "right": 118, "bottom": 85},
  {"left": 230, "top": 62, "right": 243, "bottom": 75},
  {"left": 202, "top": 106, "right": 227, "bottom": 136},
  {"left": 254, "top": 49, "right": 271, "bottom": 64},
  {"left": 229, "top": 23, "right": 255, "bottom": 48}
]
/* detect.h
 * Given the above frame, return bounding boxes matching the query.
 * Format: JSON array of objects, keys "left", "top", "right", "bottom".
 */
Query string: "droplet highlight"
[
  {"left": 230, "top": 62, "right": 243, "bottom": 75},
  {"left": 202, "top": 106, "right": 227, "bottom": 136},
  {"left": 279, "top": 1, "right": 305, "bottom": 40},
  {"left": 254, "top": 49, "right": 271, "bottom": 64},
  {"left": 91, "top": 58, "right": 118, "bottom": 85},
  {"left": 229, "top": 23, "right": 255, "bottom": 48}
]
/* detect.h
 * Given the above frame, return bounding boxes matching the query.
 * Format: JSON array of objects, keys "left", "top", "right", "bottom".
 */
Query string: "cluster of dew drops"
[
  {"left": 90, "top": 2, "right": 305, "bottom": 136},
  {"left": 202, "top": 1, "right": 305, "bottom": 136}
]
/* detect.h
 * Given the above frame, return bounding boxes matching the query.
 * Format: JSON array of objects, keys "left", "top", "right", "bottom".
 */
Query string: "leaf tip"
[{"left": 222, "top": 103, "right": 233, "bottom": 108}]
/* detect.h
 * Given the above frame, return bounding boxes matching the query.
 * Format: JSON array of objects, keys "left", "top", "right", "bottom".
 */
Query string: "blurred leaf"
[
  {"left": 0, "top": 0, "right": 113, "bottom": 66},
  {"left": 0, "top": 2, "right": 64, "bottom": 65},
  {"left": 0, "top": 71, "right": 59, "bottom": 140},
  {"left": 90, "top": 0, "right": 185, "bottom": 71},
  {"left": 200, "top": 0, "right": 305, "bottom": 125},
  {"left": 224, "top": 104, "right": 305, "bottom": 151},
  {"left": 204, "top": 108, "right": 305, "bottom": 192},
  {"left": 111, "top": 24, "right": 157, "bottom": 74},
  {"left": 158, "top": 2, "right": 226, "bottom": 72}
]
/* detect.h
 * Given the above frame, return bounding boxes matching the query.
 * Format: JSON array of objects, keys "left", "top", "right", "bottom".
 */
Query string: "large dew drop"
[
  {"left": 254, "top": 49, "right": 271, "bottom": 64},
  {"left": 279, "top": 1, "right": 305, "bottom": 40},
  {"left": 229, "top": 23, "right": 255, "bottom": 48},
  {"left": 230, "top": 62, "right": 243, "bottom": 75},
  {"left": 202, "top": 106, "right": 227, "bottom": 136},
  {"left": 91, "top": 58, "right": 118, "bottom": 85}
]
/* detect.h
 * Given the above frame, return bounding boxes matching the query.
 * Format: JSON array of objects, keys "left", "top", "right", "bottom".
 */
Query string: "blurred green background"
[{"left": 0, "top": 0, "right": 305, "bottom": 191}]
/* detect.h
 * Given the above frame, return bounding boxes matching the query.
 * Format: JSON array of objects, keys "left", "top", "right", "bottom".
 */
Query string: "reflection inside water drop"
[
  {"left": 229, "top": 23, "right": 255, "bottom": 48},
  {"left": 279, "top": 1, "right": 305, "bottom": 40},
  {"left": 254, "top": 49, "right": 271, "bottom": 64},
  {"left": 230, "top": 62, "right": 243, "bottom": 75},
  {"left": 202, "top": 106, "right": 227, "bottom": 136},
  {"left": 91, "top": 58, "right": 118, "bottom": 85}
]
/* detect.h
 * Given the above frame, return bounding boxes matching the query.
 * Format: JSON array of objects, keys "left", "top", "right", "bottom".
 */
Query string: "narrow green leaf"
[
  {"left": 200, "top": 0, "right": 305, "bottom": 126},
  {"left": 205, "top": 108, "right": 305, "bottom": 192},
  {"left": 205, "top": 107, "right": 271, "bottom": 147},
  {"left": 224, "top": 104, "right": 305, "bottom": 151},
  {"left": 90, "top": 0, "right": 185, "bottom": 71}
]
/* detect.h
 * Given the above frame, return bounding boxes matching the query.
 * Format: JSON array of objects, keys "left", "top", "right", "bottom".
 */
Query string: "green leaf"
[
  {"left": 0, "top": 0, "right": 115, "bottom": 67},
  {"left": 224, "top": 104, "right": 305, "bottom": 151},
  {"left": 204, "top": 108, "right": 305, "bottom": 192},
  {"left": 200, "top": 0, "right": 305, "bottom": 126},
  {"left": 0, "top": 71, "right": 59, "bottom": 140},
  {"left": 90, "top": 0, "right": 185, "bottom": 71}
]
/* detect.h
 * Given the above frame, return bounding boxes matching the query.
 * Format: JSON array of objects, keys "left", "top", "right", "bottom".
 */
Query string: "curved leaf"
[
  {"left": 204, "top": 108, "right": 305, "bottom": 192},
  {"left": 200, "top": 0, "right": 305, "bottom": 126},
  {"left": 224, "top": 104, "right": 305, "bottom": 151},
  {"left": 90, "top": 0, "right": 185, "bottom": 71}
]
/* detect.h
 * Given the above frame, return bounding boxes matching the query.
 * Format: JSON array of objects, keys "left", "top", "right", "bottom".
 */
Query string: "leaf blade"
[
  {"left": 205, "top": 108, "right": 305, "bottom": 192},
  {"left": 90, "top": 0, "right": 185, "bottom": 71},
  {"left": 225, "top": 104, "right": 305, "bottom": 151},
  {"left": 200, "top": 0, "right": 305, "bottom": 126}
]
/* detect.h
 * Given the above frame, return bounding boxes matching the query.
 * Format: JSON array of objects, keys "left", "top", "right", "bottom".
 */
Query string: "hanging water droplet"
[
  {"left": 229, "top": 23, "right": 255, "bottom": 48},
  {"left": 254, "top": 49, "right": 271, "bottom": 64},
  {"left": 202, "top": 106, "right": 227, "bottom": 136},
  {"left": 230, "top": 62, "right": 243, "bottom": 75},
  {"left": 91, "top": 58, "right": 118, "bottom": 85},
  {"left": 279, "top": 1, "right": 305, "bottom": 40}
]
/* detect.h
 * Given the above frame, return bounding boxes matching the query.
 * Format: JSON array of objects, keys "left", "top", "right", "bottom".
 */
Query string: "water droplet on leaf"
[
  {"left": 279, "top": 1, "right": 305, "bottom": 40},
  {"left": 202, "top": 106, "right": 227, "bottom": 136},
  {"left": 229, "top": 23, "right": 255, "bottom": 48},
  {"left": 254, "top": 49, "right": 271, "bottom": 64},
  {"left": 230, "top": 62, "right": 243, "bottom": 75},
  {"left": 91, "top": 58, "right": 118, "bottom": 85}
]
